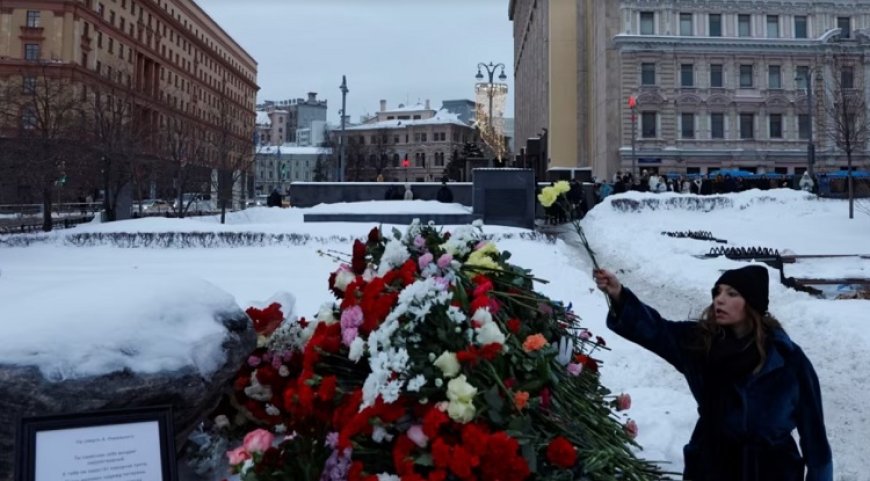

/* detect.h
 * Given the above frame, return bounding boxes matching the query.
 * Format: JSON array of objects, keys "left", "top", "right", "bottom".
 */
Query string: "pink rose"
[
  {"left": 566, "top": 362, "right": 583, "bottom": 376},
  {"left": 579, "top": 330, "right": 592, "bottom": 341},
  {"left": 242, "top": 428, "right": 275, "bottom": 454},
  {"left": 418, "top": 253, "right": 434, "bottom": 270},
  {"left": 437, "top": 253, "right": 453, "bottom": 269},
  {"left": 247, "top": 355, "right": 261, "bottom": 367},
  {"left": 624, "top": 419, "right": 638, "bottom": 439},
  {"left": 226, "top": 446, "right": 251, "bottom": 465},
  {"left": 616, "top": 393, "right": 632, "bottom": 411},
  {"left": 407, "top": 424, "right": 428, "bottom": 448},
  {"left": 340, "top": 305, "right": 364, "bottom": 329},
  {"left": 414, "top": 235, "right": 426, "bottom": 248},
  {"left": 341, "top": 327, "right": 359, "bottom": 347}
]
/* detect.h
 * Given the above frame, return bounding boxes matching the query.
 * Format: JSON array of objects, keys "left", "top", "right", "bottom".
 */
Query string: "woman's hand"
[{"left": 593, "top": 268, "right": 623, "bottom": 302}]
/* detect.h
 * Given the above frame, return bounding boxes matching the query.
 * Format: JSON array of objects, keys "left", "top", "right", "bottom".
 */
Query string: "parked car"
[{"left": 133, "top": 199, "right": 172, "bottom": 214}]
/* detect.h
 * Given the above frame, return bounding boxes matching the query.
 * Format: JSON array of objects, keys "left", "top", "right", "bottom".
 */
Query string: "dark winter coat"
[
  {"left": 436, "top": 185, "right": 454, "bottom": 203},
  {"left": 607, "top": 288, "right": 833, "bottom": 481}
]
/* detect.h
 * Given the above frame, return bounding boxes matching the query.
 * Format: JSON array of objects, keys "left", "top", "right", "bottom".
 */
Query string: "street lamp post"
[
  {"left": 803, "top": 70, "right": 816, "bottom": 180},
  {"left": 628, "top": 95, "right": 638, "bottom": 180},
  {"left": 338, "top": 75, "right": 349, "bottom": 182}
]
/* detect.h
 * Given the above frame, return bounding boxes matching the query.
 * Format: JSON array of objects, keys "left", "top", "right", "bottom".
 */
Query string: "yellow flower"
[
  {"left": 537, "top": 188, "right": 558, "bottom": 207},
  {"left": 466, "top": 249, "right": 502, "bottom": 271},
  {"left": 553, "top": 180, "right": 571, "bottom": 195}
]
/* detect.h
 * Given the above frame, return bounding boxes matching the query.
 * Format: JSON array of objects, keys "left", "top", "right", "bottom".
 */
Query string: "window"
[
  {"left": 739, "top": 64, "right": 754, "bottom": 88},
  {"left": 681, "top": 64, "right": 694, "bottom": 87},
  {"left": 796, "top": 66, "right": 809, "bottom": 89},
  {"left": 641, "top": 62, "right": 656, "bottom": 85},
  {"left": 640, "top": 12, "right": 655, "bottom": 35},
  {"left": 711, "top": 113, "right": 725, "bottom": 139},
  {"left": 841, "top": 66, "right": 854, "bottom": 89},
  {"left": 710, "top": 64, "right": 723, "bottom": 88},
  {"left": 769, "top": 114, "right": 783, "bottom": 138},
  {"left": 739, "top": 113, "right": 754, "bottom": 139},
  {"left": 768, "top": 65, "right": 782, "bottom": 89},
  {"left": 22, "top": 106, "right": 38, "bottom": 130},
  {"left": 24, "top": 43, "right": 40, "bottom": 61},
  {"left": 709, "top": 14, "right": 722, "bottom": 37},
  {"left": 738, "top": 14, "right": 751, "bottom": 37},
  {"left": 798, "top": 114, "right": 810, "bottom": 139},
  {"left": 641, "top": 111, "right": 657, "bottom": 138},
  {"left": 794, "top": 16, "right": 808, "bottom": 38},
  {"left": 421, "top": 133, "right": 427, "bottom": 142},
  {"left": 26, "top": 10, "right": 40, "bottom": 28},
  {"left": 766, "top": 15, "right": 779, "bottom": 38},
  {"left": 22, "top": 75, "right": 37, "bottom": 94},
  {"left": 838, "top": 17, "right": 851, "bottom": 38},
  {"left": 681, "top": 113, "right": 695, "bottom": 138},
  {"left": 680, "top": 13, "right": 693, "bottom": 36}
]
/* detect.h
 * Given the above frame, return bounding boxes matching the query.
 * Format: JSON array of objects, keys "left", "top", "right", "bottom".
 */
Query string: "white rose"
[
  {"left": 316, "top": 303, "right": 336, "bottom": 324},
  {"left": 433, "top": 351, "right": 461, "bottom": 378},
  {"left": 475, "top": 322, "right": 505, "bottom": 346},
  {"left": 471, "top": 308, "right": 492, "bottom": 327},
  {"left": 447, "top": 399, "right": 476, "bottom": 423},
  {"left": 446, "top": 375, "right": 477, "bottom": 403},
  {"left": 334, "top": 268, "right": 356, "bottom": 291}
]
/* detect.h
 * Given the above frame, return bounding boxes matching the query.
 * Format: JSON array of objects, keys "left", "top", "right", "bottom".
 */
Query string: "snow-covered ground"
[{"left": 0, "top": 192, "right": 867, "bottom": 479}]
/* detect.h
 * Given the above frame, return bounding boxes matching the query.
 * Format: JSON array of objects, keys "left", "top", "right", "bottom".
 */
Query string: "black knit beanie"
[{"left": 712, "top": 265, "right": 770, "bottom": 314}]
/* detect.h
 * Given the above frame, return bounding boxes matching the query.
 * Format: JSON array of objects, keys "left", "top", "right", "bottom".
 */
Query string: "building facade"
[
  {"left": 0, "top": 0, "right": 258, "bottom": 203},
  {"left": 511, "top": 0, "right": 870, "bottom": 179},
  {"left": 340, "top": 101, "right": 477, "bottom": 182},
  {"left": 258, "top": 93, "right": 327, "bottom": 144},
  {"left": 254, "top": 144, "right": 332, "bottom": 194}
]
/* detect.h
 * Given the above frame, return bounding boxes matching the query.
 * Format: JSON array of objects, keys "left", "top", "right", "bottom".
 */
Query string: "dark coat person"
[
  {"left": 436, "top": 181, "right": 454, "bottom": 203},
  {"left": 594, "top": 266, "right": 832, "bottom": 481},
  {"left": 267, "top": 189, "right": 282, "bottom": 208}
]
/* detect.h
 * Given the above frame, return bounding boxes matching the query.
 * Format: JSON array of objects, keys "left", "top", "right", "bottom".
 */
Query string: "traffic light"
[{"left": 402, "top": 157, "right": 410, "bottom": 168}]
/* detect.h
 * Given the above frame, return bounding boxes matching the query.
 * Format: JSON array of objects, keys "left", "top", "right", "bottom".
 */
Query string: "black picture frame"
[{"left": 15, "top": 405, "right": 177, "bottom": 481}]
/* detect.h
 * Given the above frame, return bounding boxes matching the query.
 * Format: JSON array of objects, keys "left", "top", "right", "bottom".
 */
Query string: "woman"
[{"left": 593, "top": 265, "right": 832, "bottom": 481}]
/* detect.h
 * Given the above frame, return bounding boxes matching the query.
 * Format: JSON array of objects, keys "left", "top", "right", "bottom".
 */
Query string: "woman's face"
[{"left": 713, "top": 283, "right": 749, "bottom": 329}]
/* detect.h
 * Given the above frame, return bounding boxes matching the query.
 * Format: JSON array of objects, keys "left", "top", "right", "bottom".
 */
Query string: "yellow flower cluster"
[
  {"left": 465, "top": 242, "right": 502, "bottom": 271},
  {"left": 537, "top": 180, "right": 570, "bottom": 207}
]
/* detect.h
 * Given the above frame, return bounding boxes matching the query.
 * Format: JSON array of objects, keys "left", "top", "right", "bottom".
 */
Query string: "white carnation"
[{"left": 348, "top": 337, "right": 366, "bottom": 362}]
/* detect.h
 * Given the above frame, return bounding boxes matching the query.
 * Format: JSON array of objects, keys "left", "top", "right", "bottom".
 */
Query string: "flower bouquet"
[{"left": 224, "top": 221, "right": 668, "bottom": 481}]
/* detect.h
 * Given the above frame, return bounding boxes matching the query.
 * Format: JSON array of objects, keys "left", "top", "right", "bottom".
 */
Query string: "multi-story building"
[
  {"left": 511, "top": 0, "right": 870, "bottom": 179},
  {"left": 254, "top": 144, "right": 332, "bottom": 194},
  {"left": 0, "top": 0, "right": 258, "bottom": 203},
  {"left": 340, "top": 100, "right": 477, "bottom": 182},
  {"left": 258, "top": 93, "right": 327, "bottom": 144},
  {"left": 441, "top": 99, "right": 478, "bottom": 124}
]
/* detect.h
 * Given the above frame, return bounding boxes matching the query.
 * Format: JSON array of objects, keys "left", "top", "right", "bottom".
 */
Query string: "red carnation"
[
  {"left": 546, "top": 436, "right": 577, "bottom": 468},
  {"left": 352, "top": 239, "right": 367, "bottom": 274},
  {"left": 318, "top": 375, "right": 338, "bottom": 401},
  {"left": 506, "top": 318, "right": 521, "bottom": 334},
  {"left": 367, "top": 226, "right": 380, "bottom": 245},
  {"left": 574, "top": 354, "right": 599, "bottom": 373},
  {"left": 422, "top": 407, "right": 449, "bottom": 437}
]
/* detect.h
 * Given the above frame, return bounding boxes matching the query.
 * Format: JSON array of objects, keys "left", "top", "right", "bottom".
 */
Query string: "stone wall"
[{"left": 288, "top": 182, "right": 473, "bottom": 208}]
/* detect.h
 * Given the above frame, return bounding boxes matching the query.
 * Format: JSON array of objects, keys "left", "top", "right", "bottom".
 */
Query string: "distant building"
[
  {"left": 441, "top": 99, "right": 478, "bottom": 124},
  {"left": 259, "top": 93, "right": 327, "bottom": 143},
  {"left": 510, "top": 0, "right": 870, "bottom": 179},
  {"left": 337, "top": 100, "right": 477, "bottom": 182},
  {"left": 296, "top": 120, "right": 327, "bottom": 147},
  {"left": 254, "top": 144, "right": 332, "bottom": 194}
]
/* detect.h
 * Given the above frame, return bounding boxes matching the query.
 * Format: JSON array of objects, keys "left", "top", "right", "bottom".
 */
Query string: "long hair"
[{"left": 693, "top": 304, "right": 785, "bottom": 374}]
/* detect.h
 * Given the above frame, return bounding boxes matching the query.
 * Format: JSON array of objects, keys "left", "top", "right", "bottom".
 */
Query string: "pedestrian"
[
  {"left": 403, "top": 183, "right": 414, "bottom": 200},
  {"left": 593, "top": 265, "right": 832, "bottom": 481},
  {"left": 435, "top": 178, "right": 453, "bottom": 203},
  {"left": 267, "top": 189, "right": 281, "bottom": 208}
]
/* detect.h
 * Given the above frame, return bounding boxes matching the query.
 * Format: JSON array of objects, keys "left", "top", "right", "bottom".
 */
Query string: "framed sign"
[{"left": 15, "top": 406, "right": 177, "bottom": 481}]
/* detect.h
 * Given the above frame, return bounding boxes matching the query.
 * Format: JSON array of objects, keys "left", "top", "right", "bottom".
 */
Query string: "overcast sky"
[{"left": 198, "top": 0, "right": 515, "bottom": 124}]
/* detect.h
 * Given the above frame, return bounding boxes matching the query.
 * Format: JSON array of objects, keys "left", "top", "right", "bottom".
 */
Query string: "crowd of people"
[{"left": 592, "top": 170, "right": 823, "bottom": 204}]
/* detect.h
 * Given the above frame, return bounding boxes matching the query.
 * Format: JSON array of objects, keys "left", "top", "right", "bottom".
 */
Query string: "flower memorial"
[{"left": 220, "top": 221, "right": 669, "bottom": 481}]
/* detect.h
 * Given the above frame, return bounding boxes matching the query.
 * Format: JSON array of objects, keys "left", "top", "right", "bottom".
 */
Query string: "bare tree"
[
  {"left": 364, "top": 128, "right": 395, "bottom": 180},
  {"left": 822, "top": 54, "right": 869, "bottom": 219},
  {"left": 83, "top": 69, "right": 147, "bottom": 221},
  {"left": 0, "top": 65, "right": 86, "bottom": 231},
  {"left": 158, "top": 114, "right": 208, "bottom": 218},
  {"left": 205, "top": 89, "right": 255, "bottom": 223}
]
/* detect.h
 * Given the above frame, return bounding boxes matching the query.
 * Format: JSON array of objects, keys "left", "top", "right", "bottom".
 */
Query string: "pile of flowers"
[{"left": 222, "top": 221, "right": 667, "bottom": 481}]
